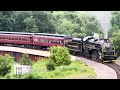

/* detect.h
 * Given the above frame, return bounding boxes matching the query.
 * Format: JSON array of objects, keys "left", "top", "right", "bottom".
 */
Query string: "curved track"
[
  {"left": 78, "top": 55, "right": 120, "bottom": 79},
  {"left": 104, "top": 63, "right": 120, "bottom": 79},
  {"left": 91, "top": 59, "right": 120, "bottom": 79}
]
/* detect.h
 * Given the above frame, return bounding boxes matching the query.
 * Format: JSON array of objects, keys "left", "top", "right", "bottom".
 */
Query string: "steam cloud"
[
  {"left": 90, "top": 11, "right": 112, "bottom": 39},
  {"left": 93, "top": 33, "right": 99, "bottom": 39}
]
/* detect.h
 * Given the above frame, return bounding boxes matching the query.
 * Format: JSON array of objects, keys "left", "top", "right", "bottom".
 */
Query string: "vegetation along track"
[
  {"left": 104, "top": 63, "right": 120, "bottom": 79},
  {"left": 1, "top": 45, "right": 120, "bottom": 79}
]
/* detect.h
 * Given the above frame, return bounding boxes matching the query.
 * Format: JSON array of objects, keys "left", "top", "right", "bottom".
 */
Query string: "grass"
[
  {"left": 31, "top": 59, "right": 96, "bottom": 79},
  {"left": 1, "top": 59, "right": 96, "bottom": 79}
]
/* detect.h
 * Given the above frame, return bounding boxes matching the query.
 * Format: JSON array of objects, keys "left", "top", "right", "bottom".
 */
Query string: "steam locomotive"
[
  {"left": 67, "top": 36, "right": 117, "bottom": 62},
  {"left": 0, "top": 31, "right": 117, "bottom": 62}
]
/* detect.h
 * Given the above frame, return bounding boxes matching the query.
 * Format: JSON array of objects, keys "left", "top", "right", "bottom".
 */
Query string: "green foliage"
[
  {"left": 18, "top": 54, "right": 33, "bottom": 65},
  {"left": 0, "top": 54, "right": 14, "bottom": 76},
  {"left": 19, "top": 73, "right": 40, "bottom": 79},
  {"left": 49, "top": 46, "right": 71, "bottom": 66},
  {"left": 46, "top": 61, "right": 55, "bottom": 71},
  {"left": 111, "top": 11, "right": 120, "bottom": 29},
  {"left": 5, "top": 74, "right": 11, "bottom": 79},
  {"left": 12, "top": 11, "right": 31, "bottom": 32},
  {"left": 108, "top": 11, "right": 120, "bottom": 57},
  {"left": 24, "top": 16, "right": 38, "bottom": 33},
  {"left": 52, "top": 11, "right": 101, "bottom": 37},
  {"left": 46, "top": 46, "right": 71, "bottom": 71},
  {"left": 0, "top": 11, "right": 102, "bottom": 37},
  {"left": 108, "top": 11, "right": 120, "bottom": 38},
  {"left": 0, "top": 11, "right": 14, "bottom": 31},
  {"left": 0, "top": 11, "right": 56, "bottom": 33},
  {"left": 1, "top": 58, "right": 96, "bottom": 79},
  {"left": 31, "top": 59, "right": 96, "bottom": 79},
  {"left": 112, "top": 32, "right": 120, "bottom": 57},
  {"left": 32, "top": 11, "right": 56, "bottom": 33}
]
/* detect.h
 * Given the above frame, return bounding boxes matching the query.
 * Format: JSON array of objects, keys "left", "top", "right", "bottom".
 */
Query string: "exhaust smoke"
[{"left": 90, "top": 11, "right": 112, "bottom": 39}]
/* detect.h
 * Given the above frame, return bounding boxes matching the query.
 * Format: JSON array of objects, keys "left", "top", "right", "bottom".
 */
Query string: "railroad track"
[
  {"left": 90, "top": 59, "right": 120, "bottom": 79},
  {"left": 77, "top": 56, "right": 120, "bottom": 79},
  {"left": 92, "top": 59, "right": 120, "bottom": 79},
  {"left": 104, "top": 63, "right": 120, "bottom": 79}
]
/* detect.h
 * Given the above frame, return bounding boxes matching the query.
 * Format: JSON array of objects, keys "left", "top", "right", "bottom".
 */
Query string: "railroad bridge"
[
  {"left": 0, "top": 46, "right": 76, "bottom": 61},
  {"left": 0, "top": 46, "right": 50, "bottom": 61}
]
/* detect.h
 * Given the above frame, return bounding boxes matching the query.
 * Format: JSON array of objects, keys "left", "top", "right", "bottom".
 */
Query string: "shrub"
[
  {"left": 20, "top": 73, "right": 41, "bottom": 79},
  {"left": 49, "top": 46, "right": 71, "bottom": 66},
  {"left": 0, "top": 54, "right": 14, "bottom": 76},
  {"left": 5, "top": 74, "right": 11, "bottom": 79},
  {"left": 46, "top": 61, "right": 55, "bottom": 71},
  {"left": 18, "top": 54, "right": 33, "bottom": 65}
]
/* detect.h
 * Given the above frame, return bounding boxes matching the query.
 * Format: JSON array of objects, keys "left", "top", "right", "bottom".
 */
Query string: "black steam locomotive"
[{"left": 67, "top": 36, "right": 117, "bottom": 62}]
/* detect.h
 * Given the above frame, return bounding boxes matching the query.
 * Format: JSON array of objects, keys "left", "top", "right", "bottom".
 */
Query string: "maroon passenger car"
[
  {"left": 33, "top": 35, "right": 64, "bottom": 49},
  {"left": 0, "top": 31, "right": 73, "bottom": 49},
  {"left": 0, "top": 33, "right": 32, "bottom": 47}
]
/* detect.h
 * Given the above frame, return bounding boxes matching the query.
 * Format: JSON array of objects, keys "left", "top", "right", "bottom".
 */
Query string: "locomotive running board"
[
  {"left": 103, "top": 60, "right": 117, "bottom": 63},
  {"left": 112, "top": 60, "right": 118, "bottom": 63},
  {"left": 103, "top": 61, "right": 110, "bottom": 63}
]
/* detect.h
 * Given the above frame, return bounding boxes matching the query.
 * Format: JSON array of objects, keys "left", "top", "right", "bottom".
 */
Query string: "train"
[
  {"left": 0, "top": 31, "right": 117, "bottom": 63},
  {"left": 67, "top": 36, "right": 117, "bottom": 62}
]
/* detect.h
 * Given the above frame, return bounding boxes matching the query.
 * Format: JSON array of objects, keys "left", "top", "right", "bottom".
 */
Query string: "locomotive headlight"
[
  {"left": 105, "top": 44, "right": 110, "bottom": 48},
  {"left": 104, "top": 44, "right": 111, "bottom": 52}
]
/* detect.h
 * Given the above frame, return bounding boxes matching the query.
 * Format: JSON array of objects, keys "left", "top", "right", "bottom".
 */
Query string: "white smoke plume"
[
  {"left": 89, "top": 11, "right": 112, "bottom": 39},
  {"left": 93, "top": 33, "right": 99, "bottom": 39}
]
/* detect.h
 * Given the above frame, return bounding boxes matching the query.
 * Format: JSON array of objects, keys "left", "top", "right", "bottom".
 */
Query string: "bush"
[
  {"left": 49, "top": 46, "right": 71, "bottom": 66},
  {"left": 5, "top": 74, "right": 11, "bottom": 79},
  {"left": 46, "top": 61, "right": 55, "bottom": 71},
  {"left": 18, "top": 54, "right": 33, "bottom": 65},
  {"left": 31, "top": 58, "right": 96, "bottom": 79},
  {"left": 20, "top": 73, "right": 41, "bottom": 79},
  {"left": 0, "top": 54, "right": 14, "bottom": 76}
]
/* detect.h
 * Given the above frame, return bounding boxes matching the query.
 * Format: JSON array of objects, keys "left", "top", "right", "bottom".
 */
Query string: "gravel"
[
  {"left": 115, "top": 60, "right": 120, "bottom": 66},
  {"left": 71, "top": 56, "right": 117, "bottom": 79}
]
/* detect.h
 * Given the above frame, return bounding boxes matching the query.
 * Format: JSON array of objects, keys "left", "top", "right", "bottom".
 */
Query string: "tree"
[
  {"left": 13, "top": 11, "right": 33, "bottom": 32},
  {"left": 0, "top": 54, "right": 14, "bottom": 76},
  {"left": 24, "top": 16, "right": 38, "bottom": 33},
  {"left": 0, "top": 11, "right": 14, "bottom": 31},
  {"left": 19, "top": 54, "right": 33, "bottom": 65},
  {"left": 109, "top": 11, "right": 120, "bottom": 38},
  {"left": 111, "top": 11, "right": 120, "bottom": 29},
  {"left": 112, "top": 32, "right": 120, "bottom": 57},
  {"left": 32, "top": 11, "right": 56, "bottom": 33},
  {"left": 52, "top": 11, "right": 101, "bottom": 37}
]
